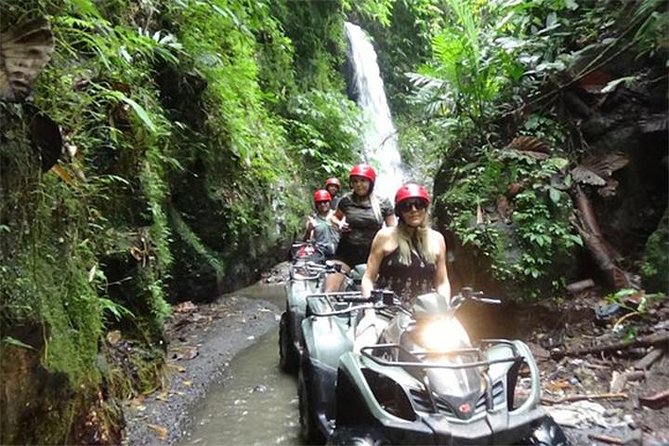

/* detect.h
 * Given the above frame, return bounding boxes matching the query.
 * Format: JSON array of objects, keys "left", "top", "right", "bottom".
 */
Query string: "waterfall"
[{"left": 345, "top": 22, "right": 404, "bottom": 202}]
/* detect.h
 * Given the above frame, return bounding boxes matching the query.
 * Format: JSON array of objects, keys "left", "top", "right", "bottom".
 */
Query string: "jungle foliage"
[
  {"left": 0, "top": 0, "right": 369, "bottom": 441},
  {"left": 361, "top": 0, "right": 667, "bottom": 296},
  {"left": 0, "top": 0, "right": 666, "bottom": 442}
]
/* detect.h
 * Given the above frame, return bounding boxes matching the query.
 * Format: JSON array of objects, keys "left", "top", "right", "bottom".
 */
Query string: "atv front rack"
[{"left": 360, "top": 341, "right": 520, "bottom": 370}]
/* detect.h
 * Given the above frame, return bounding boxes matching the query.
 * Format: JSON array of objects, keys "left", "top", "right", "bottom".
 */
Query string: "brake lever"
[{"left": 472, "top": 296, "right": 501, "bottom": 304}]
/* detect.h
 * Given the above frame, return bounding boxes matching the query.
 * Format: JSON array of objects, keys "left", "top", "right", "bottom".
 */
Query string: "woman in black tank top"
[{"left": 361, "top": 183, "right": 451, "bottom": 305}]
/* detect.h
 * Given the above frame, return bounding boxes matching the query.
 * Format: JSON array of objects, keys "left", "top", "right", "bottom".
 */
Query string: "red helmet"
[
  {"left": 395, "top": 183, "right": 430, "bottom": 207},
  {"left": 325, "top": 177, "right": 341, "bottom": 189},
  {"left": 349, "top": 163, "right": 376, "bottom": 183},
  {"left": 313, "top": 189, "right": 332, "bottom": 203}
]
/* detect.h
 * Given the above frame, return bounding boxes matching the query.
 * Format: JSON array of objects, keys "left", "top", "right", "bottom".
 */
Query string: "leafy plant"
[
  {"left": 285, "top": 90, "right": 364, "bottom": 181},
  {"left": 442, "top": 142, "right": 581, "bottom": 296},
  {"left": 606, "top": 289, "right": 667, "bottom": 334}
]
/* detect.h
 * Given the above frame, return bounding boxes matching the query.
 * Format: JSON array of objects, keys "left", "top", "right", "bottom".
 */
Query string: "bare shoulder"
[
  {"left": 376, "top": 225, "right": 396, "bottom": 239},
  {"left": 429, "top": 229, "right": 446, "bottom": 245}
]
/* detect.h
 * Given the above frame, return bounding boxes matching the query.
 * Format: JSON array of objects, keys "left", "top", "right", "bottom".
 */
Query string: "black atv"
[{"left": 299, "top": 288, "right": 569, "bottom": 445}]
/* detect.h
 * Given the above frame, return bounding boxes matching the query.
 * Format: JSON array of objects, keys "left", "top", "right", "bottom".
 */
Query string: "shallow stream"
[{"left": 177, "top": 283, "right": 300, "bottom": 446}]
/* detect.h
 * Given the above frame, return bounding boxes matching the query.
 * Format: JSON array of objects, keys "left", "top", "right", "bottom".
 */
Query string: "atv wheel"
[
  {"left": 298, "top": 364, "right": 325, "bottom": 444},
  {"left": 328, "top": 428, "right": 388, "bottom": 446},
  {"left": 279, "top": 312, "right": 298, "bottom": 373},
  {"left": 521, "top": 417, "right": 569, "bottom": 446}
]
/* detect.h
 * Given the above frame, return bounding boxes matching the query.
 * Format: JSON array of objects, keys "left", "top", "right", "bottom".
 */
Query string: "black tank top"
[{"left": 376, "top": 247, "right": 436, "bottom": 304}]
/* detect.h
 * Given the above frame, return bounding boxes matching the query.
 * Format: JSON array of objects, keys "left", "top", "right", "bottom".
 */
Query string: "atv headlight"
[{"left": 418, "top": 317, "right": 462, "bottom": 351}]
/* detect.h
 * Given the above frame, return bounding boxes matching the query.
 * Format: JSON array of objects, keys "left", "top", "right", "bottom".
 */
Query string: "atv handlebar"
[
  {"left": 360, "top": 342, "right": 520, "bottom": 370},
  {"left": 290, "top": 260, "right": 344, "bottom": 281},
  {"left": 305, "top": 290, "right": 389, "bottom": 317},
  {"left": 306, "top": 287, "right": 501, "bottom": 318},
  {"left": 449, "top": 287, "right": 501, "bottom": 309},
  {"left": 299, "top": 260, "right": 354, "bottom": 276},
  {"left": 364, "top": 287, "right": 501, "bottom": 313}
]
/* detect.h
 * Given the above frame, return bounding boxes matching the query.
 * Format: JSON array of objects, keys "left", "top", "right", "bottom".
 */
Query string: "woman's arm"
[
  {"left": 303, "top": 217, "right": 314, "bottom": 241},
  {"left": 384, "top": 213, "right": 397, "bottom": 227},
  {"left": 433, "top": 231, "right": 451, "bottom": 302},
  {"left": 361, "top": 230, "right": 388, "bottom": 298}
]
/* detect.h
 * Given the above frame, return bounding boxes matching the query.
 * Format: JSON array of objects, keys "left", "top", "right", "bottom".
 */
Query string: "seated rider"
[
  {"left": 325, "top": 177, "right": 342, "bottom": 211},
  {"left": 357, "top": 183, "right": 451, "bottom": 340},
  {"left": 325, "top": 164, "right": 396, "bottom": 291},
  {"left": 304, "top": 189, "right": 339, "bottom": 259}
]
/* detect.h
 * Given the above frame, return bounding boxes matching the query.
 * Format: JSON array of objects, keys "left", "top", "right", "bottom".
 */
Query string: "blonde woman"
[{"left": 361, "top": 183, "right": 451, "bottom": 302}]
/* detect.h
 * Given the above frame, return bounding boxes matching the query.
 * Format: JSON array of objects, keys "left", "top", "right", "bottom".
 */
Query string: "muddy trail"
[{"left": 122, "top": 263, "right": 669, "bottom": 445}]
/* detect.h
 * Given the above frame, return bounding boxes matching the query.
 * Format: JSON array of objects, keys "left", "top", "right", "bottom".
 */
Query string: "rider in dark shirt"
[
  {"left": 304, "top": 189, "right": 339, "bottom": 258},
  {"left": 375, "top": 246, "right": 437, "bottom": 300},
  {"left": 325, "top": 177, "right": 342, "bottom": 211},
  {"left": 325, "top": 164, "right": 395, "bottom": 292}
]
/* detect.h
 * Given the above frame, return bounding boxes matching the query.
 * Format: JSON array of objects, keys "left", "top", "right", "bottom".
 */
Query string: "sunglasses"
[
  {"left": 397, "top": 199, "right": 428, "bottom": 213},
  {"left": 316, "top": 200, "right": 330, "bottom": 204}
]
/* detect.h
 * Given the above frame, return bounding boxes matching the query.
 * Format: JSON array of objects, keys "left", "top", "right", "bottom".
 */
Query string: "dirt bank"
[
  {"left": 525, "top": 292, "right": 669, "bottom": 446},
  {"left": 122, "top": 295, "right": 280, "bottom": 445}
]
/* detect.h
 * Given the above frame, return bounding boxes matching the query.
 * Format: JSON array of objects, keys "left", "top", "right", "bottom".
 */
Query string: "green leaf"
[
  {"left": 565, "top": 0, "right": 580, "bottom": 10},
  {"left": 68, "top": 0, "right": 102, "bottom": 17},
  {"left": 549, "top": 187, "right": 561, "bottom": 203},
  {"left": 99, "top": 297, "right": 134, "bottom": 320},
  {"left": 110, "top": 92, "right": 156, "bottom": 133},
  {"left": 601, "top": 76, "right": 636, "bottom": 94},
  {"left": 551, "top": 157, "right": 569, "bottom": 170}
]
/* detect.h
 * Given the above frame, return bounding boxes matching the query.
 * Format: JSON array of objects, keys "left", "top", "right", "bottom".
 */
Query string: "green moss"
[{"left": 1, "top": 0, "right": 368, "bottom": 442}]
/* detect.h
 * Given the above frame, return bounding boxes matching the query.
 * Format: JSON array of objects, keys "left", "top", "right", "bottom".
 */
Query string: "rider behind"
[
  {"left": 304, "top": 189, "right": 339, "bottom": 259},
  {"left": 325, "top": 164, "right": 396, "bottom": 291},
  {"left": 357, "top": 183, "right": 451, "bottom": 341},
  {"left": 325, "top": 177, "right": 342, "bottom": 211}
]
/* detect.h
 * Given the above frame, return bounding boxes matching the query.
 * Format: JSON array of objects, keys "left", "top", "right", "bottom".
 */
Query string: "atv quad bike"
[
  {"left": 279, "top": 242, "right": 366, "bottom": 374},
  {"left": 298, "top": 290, "right": 373, "bottom": 443},
  {"left": 299, "top": 288, "right": 568, "bottom": 445}
]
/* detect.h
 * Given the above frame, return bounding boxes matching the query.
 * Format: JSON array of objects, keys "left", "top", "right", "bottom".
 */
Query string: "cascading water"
[{"left": 345, "top": 22, "right": 404, "bottom": 201}]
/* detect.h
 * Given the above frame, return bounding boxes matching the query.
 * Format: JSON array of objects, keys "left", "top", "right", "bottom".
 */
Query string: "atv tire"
[
  {"left": 279, "top": 312, "right": 298, "bottom": 374},
  {"left": 328, "top": 427, "right": 388, "bottom": 446},
  {"left": 298, "top": 364, "right": 325, "bottom": 444},
  {"left": 521, "top": 417, "right": 569, "bottom": 446}
]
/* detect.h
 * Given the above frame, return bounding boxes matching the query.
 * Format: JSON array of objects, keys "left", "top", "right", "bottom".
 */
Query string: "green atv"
[
  {"left": 278, "top": 242, "right": 366, "bottom": 374},
  {"left": 298, "top": 288, "right": 569, "bottom": 445}
]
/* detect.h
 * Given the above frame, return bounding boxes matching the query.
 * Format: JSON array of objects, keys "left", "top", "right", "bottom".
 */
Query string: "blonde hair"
[
  {"left": 396, "top": 215, "right": 438, "bottom": 266},
  {"left": 369, "top": 194, "right": 382, "bottom": 224}
]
